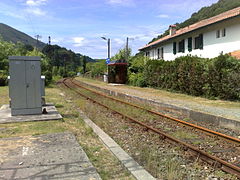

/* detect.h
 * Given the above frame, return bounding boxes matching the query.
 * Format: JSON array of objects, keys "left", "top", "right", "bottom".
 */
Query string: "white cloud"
[
  {"left": 24, "top": 0, "right": 48, "bottom": 16},
  {"left": 113, "top": 38, "right": 125, "bottom": 45},
  {"left": 106, "top": 0, "right": 134, "bottom": 6},
  {"left": 51, "top": 37, "right": 64, "bottom": 44},
  {"left": 25, "top": 7, "right": 46, "bottom": 16},
  {"left": 156, "top": 14, "right": 169, "bottom": 18},
  {"left": 72, "top": 37, "right": 86, "bottom": 47},
  {"left": 25, "top": 0, "right": 47, "bottom": 6}
]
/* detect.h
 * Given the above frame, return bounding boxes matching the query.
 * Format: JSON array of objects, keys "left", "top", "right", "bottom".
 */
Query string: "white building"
[{"left": 139, "top": 7, "right": 240, "bottom": 60}]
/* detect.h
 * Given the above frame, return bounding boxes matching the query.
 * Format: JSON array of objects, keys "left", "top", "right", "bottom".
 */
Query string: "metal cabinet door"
[
  {"left": 9, "top": 60, "right": 27, "bottom": 109},
  {"left": 25, "top": 61, "right": 41, "bottom": 108}
]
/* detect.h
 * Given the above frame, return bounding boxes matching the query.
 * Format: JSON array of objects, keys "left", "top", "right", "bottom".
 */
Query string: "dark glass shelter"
[{"left": 107, "top": 59, "right": 128, "bottom": 84}]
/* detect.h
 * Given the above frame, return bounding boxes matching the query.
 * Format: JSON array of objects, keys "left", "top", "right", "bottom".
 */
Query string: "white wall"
[
  {"left": 146, "top": 17, "right": 240, "bottom": 61},
  {"left": 202, "top": 22, "right": 240, "bottom": 58}
]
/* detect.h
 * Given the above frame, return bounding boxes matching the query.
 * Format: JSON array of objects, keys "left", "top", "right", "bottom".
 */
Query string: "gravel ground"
[
  {"left": 74, "top": 78, "right": 240, "bottom": 139},
  {"left": 67, "top": 79, "right": 240, "bottom": 174},
  {"left": 65, "top": 79, "right": 239, "bottom": 179},
  {"left": 82, "top": 100, "right": 238, "bottom": 179},
  {"left": 76, "top": 77, "right": 240, "bottom": 122}
]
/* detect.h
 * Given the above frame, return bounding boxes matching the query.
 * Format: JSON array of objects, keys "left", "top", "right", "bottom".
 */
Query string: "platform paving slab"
[
  {"left": 0, "top": 132, "right": 101, "bottom": 180},
  {"left": 78, "top": 109, "right": 156, "bottom": 180},
  {"left": 0, "top": 104, "right": 62, "bottom": 124}
]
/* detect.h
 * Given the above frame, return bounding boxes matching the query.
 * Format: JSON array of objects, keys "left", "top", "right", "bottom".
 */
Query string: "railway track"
[{"left": 60, "top": 78, "right": 240, "bottom": 178}]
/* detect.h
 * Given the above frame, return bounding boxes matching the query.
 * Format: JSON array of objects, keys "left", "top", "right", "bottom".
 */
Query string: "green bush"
[
  {"left": 174, "top": 56, "right": 207, "bottom": 96},
  {"left": 86, "top": 60, "right": 106, "bottom": 78},
  {"left": 67, "top": 71, "right": 76, "bottom": 77},
  {"left": 128, "top": 73, "right": 146, "bottom": 87},
  {"left": 0, "top": 71, "right": 7, "bottom": 86},
  {"left": 129, "top": 54, "right": 240, "bottom": 101},
  {"left": 128, "top": 52, "right": 149, "bottom": 87},
  {"left": 206, "top": 54, "right": 240, "bottom": 100}
]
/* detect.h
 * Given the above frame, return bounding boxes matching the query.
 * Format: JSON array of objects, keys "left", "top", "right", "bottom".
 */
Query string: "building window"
[
  {"left": 161, "top": 47, "right": 164, "bottom": 59},
  {"left": 195, "top": 36, "right": 199, "bottom": 49},
  {"left": 222, "top": 28, "right": 226, "bottom": 37},
  {"left": 216, "top": 30, "right": 220, "bottom": 38},
  {"left": 188, "top": 37, "right": 192, "bottom": 52},
  {"left": 173, "top": 42, "right": 177, "bottom": 55},
  {"left": 178, "top": 39, "right": 185, "bottom": 53},
  {"left": 194, "top": 34, "right": 203, "bottom": 49},
  {"left": 157, "top": 48, "right": 160, "bottom": 59}
]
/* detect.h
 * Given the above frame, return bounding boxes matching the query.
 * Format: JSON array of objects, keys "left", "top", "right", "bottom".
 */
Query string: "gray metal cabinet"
[{"left": 9, "top": 56, "right": 42, "bottom": 116}]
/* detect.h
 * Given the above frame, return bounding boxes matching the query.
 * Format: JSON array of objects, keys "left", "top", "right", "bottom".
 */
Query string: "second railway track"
[{"left": 61, "top": 78, "right": 240, "bottom": 178}]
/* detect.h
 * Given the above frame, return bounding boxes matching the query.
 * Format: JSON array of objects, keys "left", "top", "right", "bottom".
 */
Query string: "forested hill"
[
  {"left": 0, "top": 23, "right": 46, "bottom": 49},
  {"left": 0, "top": 23, "right": 95, "bottom": 62},
  {"left": 149, "top": 0, "right": 240, "bottom": 43}
]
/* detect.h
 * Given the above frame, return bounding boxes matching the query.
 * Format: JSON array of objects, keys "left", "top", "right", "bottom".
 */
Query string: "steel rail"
[
  {"left": 71, "top": 78, "right": 240, "bottom": 144},
  {"left": 62, "top": 78, "right": 240, "bottom": 178}
]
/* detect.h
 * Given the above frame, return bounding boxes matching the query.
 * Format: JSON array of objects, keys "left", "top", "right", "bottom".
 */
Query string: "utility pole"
[
  {"left": 48, "top": 36, "right": 51, "bottom": 45},
  {"left": 101, "top": 37, "right": 110, "bottom": 59},
  {"left": 101, "top": 37, "right": 111, "bottom": 82},
  {"left": 125, "top": 37, "right": 134, "bottom": 62},
  {"left": 35, "top": 35, "right": 42, "bottom": 48},
  {"left": 126, "top": 37, "right": 129, "bottom": 61},
  {"left": 107, "top": 38, "right": 110, "bottom": 59}
]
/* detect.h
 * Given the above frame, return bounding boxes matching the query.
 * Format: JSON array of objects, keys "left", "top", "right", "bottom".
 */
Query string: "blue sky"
[{"left": 0, "top": 0, "right": 218, "bottom": 59}]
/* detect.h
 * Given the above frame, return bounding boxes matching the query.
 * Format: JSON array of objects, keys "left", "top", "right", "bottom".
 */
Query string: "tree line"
[{"left": 0, "top": 38, "right": 91, "bottom": 86}]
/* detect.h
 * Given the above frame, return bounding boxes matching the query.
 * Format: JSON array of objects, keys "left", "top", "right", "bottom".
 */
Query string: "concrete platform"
[
  {"left": 0, "top": 104, "right": 62, "bottom": 124},
  {"left": 0, "top": 132, "right": 101, "bottom": 180},
  {"left": 75, "top": 78, "right": 240, "bottom": 131}
]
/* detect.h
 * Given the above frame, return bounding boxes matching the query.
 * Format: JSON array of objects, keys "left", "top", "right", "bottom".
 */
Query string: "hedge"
[{"left": 129, "top": 54, "right": 240, "bottom": 101}]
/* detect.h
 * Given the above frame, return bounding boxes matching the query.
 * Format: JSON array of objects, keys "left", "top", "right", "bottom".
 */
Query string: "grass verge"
[{"left": 0, "top": 85, "right": 134, "bottom": 180}]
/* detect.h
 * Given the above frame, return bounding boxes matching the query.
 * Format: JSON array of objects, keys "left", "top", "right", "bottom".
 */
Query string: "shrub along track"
[{"left": 61, "top": 78, "right": 240, "bottom": 178}]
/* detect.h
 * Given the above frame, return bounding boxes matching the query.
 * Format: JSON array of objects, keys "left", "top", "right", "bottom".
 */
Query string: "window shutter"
[
  {"left": 222, "top": 28, "right": 226, "bottom": 37},
  {"left": 182, "top": 40, "right": 185, "bottom": 53},
  {"left": 199, "top": 34, "right": 203, "bottom": 49},
  {"left": 161, "top": 47, "right": 164, "bottom": 59},
  {"left": 188, "top": 37, "right": 192, "bottom": 52},
  {"left": 173, "top": 42, "right": 176, "bottom": 55}
]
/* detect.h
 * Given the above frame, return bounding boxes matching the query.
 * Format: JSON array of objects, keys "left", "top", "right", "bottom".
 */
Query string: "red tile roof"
[
  {"left": 229, "top": 50, "right": 240, "bottom": 59},
  {"left": 139, "top": 7, "right": 240, "bottom": 50}
]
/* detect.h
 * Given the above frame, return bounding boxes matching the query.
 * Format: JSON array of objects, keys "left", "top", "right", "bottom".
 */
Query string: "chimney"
[{"left": 169, "top": 25, "right": 177, "bottom": 36}]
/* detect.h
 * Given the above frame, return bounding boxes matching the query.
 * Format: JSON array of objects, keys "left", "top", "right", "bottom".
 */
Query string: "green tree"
[
  {"left": 112, "top": 47, "right": 132, "bottom": 60},
  {"left": 0, "top": 38, "right": 18, "bottom": 85},
  {"left": 82, "top": 56, "right": 87, "bottom": 74},
  {"left": 26, "top": 48, "right": 53, "bottom": 85},
  {"left": 87, "top": 60, "right": 107, "bottom": 78}
]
